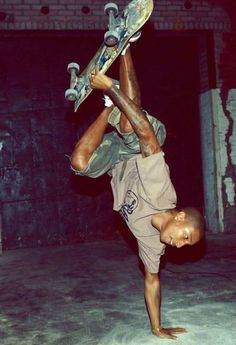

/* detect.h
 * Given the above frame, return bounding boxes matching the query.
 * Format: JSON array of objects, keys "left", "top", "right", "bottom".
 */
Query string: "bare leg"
[
  {"left": 71, "top": 48, "right": 140, "bottom": 172},
  {"left": 119, "top": 48, "right": 141, "bottom": 133},
  {"left": 71, "top": 106, "right": 113, "bottom": 171}
]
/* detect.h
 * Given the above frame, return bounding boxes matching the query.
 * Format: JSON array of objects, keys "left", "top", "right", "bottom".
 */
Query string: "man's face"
[{"left": 160, "top": 218, "right": 200, "bottom": 248}]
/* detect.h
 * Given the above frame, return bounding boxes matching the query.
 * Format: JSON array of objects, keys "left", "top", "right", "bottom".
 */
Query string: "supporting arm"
[
  {"left": 145, "top": 271, "right": 187, "bottom": 340},
  {"left": 144, "top": 272, "right": 161, "bottom": 332}
]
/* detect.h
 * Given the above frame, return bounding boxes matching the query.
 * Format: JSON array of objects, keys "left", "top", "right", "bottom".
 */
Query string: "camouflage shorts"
[{"left": 71, "top": 107, "right": 166, "bottom": 178}]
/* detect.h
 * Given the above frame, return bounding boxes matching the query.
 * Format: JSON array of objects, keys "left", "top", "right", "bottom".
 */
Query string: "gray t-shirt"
[{"left": 111, "top": 152, "right": 177, "bottom": 273}]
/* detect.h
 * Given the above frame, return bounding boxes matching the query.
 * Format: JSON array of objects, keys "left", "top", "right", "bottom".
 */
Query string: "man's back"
[{"left": 111, "top": 151, "right": 177, "bottom": 235}]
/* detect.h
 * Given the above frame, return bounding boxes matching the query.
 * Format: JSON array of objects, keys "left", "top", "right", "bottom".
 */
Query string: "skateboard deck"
[{"left": 65, "top": 0, "right": 154, "bottom": 112}]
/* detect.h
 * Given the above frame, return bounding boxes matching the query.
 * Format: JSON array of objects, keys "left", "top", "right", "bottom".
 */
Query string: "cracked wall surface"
[
  {"left": 200, "top": 89, "right": 236, "bottom": 233},
  {"left": 0, "top": 0, "right": 235, "bottom": 246}
]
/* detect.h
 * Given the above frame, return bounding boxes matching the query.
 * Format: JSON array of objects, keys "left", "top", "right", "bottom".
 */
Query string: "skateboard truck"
[
  {"left": 104, "top": 2, "right": 119, "bottom": 47},
  {"left": 65, "top": 62, "right": 80, "bottom": 101}
]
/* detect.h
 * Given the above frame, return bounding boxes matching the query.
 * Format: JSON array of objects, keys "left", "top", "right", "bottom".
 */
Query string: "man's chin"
[{"left": 160, "top": 235, "right": 167, "bottom": 245}]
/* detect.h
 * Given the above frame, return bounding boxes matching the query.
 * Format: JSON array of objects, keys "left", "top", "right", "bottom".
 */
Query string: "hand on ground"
[
  {"left": 152, "top": 327, "right": 187, "bottom": 340},
  {"left": 89, "top": 68, "right": 113, "bottom": 91}
]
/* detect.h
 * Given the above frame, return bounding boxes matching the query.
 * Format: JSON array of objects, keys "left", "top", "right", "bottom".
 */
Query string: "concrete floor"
[{"left": 0, "top": 234, "right": 235, "bottom": 345}]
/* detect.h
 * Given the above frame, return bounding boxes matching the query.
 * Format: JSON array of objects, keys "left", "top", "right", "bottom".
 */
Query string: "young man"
[{"left": 70, "top": 38, "right": 204, "bottom": 340}]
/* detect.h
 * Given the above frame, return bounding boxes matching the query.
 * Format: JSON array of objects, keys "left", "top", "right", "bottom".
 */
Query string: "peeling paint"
[
  {"left": 220, "top": 88, "right": 236, "bottom": 212},
  {"left": 199, "top": 88, "right": 236, "bottom": 233},
  {"left": 223, "top": 177, "right": 235, "bottom": 206},
  {"left": 226, "top": 89, "right": 236, "bottom": 166},
  {"left": 220, "top": 88, "right": 235, "bottom": 172},
  {"left": 214, "top": 89, "right": 229, "bottom": 177},
  {"left": 219, "top": 87, "right": 236, "bottom": 231}
]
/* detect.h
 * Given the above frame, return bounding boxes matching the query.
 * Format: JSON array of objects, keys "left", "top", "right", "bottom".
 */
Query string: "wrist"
[
  {"left": 106, "top": 83, "right": 116, "bottom": 93},
  {"left": 102, "top": 76, "right": 114, "bottom": 92}
]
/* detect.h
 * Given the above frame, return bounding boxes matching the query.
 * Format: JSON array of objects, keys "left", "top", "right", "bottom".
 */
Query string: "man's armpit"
[{"left": 140, "top": 142, "right": 160, "bottom": 157}]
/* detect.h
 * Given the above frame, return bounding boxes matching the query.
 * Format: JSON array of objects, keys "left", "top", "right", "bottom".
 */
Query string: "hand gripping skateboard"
[{"left": 65, "top": 0, "right": 154, "bottom": 112}]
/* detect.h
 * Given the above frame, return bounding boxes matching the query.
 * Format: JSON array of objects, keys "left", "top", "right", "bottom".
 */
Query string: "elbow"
[
  {"left": 138, "top": 121, "right": 154, "bottom": 138},
  {"left": 71, "top": 152, "right": 89, "bottom": 172}
]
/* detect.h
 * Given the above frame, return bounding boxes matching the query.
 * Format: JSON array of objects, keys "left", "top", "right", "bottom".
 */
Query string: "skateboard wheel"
[
  {"left": 65, "top": 88, "right": 78, "bottom": 101},
  {"left": 104, "top": 30, "right": 119, "bottom": 47},
  {"left": 104, "top": 3, "right": 119, "bottom": 16},
  {"left": 67, "top": 62, "right": 80, "bottom": 75}
]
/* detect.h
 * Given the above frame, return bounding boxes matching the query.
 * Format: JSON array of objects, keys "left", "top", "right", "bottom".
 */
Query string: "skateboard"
[{"left": 65, "top": 0, "right": 154, "bottom": 112}]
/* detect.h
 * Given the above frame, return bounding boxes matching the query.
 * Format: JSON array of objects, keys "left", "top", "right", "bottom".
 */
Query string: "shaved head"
[{"left": 181, "top": 207, "right": 204, "bottom": 241}]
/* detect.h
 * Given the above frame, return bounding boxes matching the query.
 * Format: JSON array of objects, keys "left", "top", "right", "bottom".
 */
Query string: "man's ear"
[{"left": 174, "top": 211, "right": 186, "bottom": 221}]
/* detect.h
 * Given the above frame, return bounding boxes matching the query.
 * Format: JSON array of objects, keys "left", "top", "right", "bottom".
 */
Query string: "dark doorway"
[
  {"left": 65, "top": 29, "right": 204, "bottom": 211},
  {"left": 0, "top": 30, "right": 203, "bottom": 248},
  {"left": 0, "top": 31, "right": 115, "bottom": 248},
  {"left": 131, "top": 30, "right": 204, "bottom": 211}
]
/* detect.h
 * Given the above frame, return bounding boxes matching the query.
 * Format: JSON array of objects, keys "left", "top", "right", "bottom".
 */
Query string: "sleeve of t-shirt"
[{"left": 136, "top": 152, "right": 177, "bottom": 210}]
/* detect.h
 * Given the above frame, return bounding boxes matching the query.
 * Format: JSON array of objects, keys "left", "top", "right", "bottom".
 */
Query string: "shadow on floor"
[{"left": 0, "top": 234, "right": 235, "bottom": 345}]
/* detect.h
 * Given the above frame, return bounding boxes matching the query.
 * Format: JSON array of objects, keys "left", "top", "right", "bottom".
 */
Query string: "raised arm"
[{"left": 89, "top": 71, "right": 161, "bottom": 158}]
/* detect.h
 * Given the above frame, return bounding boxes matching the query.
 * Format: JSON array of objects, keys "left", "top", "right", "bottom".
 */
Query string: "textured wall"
[
  {"left": 199, "top": 91, "right": 219, "bottom": 233},
  {"left": 0, "top": 31, "right": 204, "bottom": 248},
  {"left": 199, "top": 89, "right": 236, "bottom": 233},
  {"left": 0, "top": 0, "right": 235, "bottom": 246},
  {"left": 0, "top": 0, "right": 230, "bottom": 31},
  {"left": 0, "top": 33, "right": 116, "bottom": 249},
  {"left": 221, "top": 89, "right": 236, "bottom": 231},
  {"left": 0, "top": 1, "right": 233, "bottom": 89}
]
